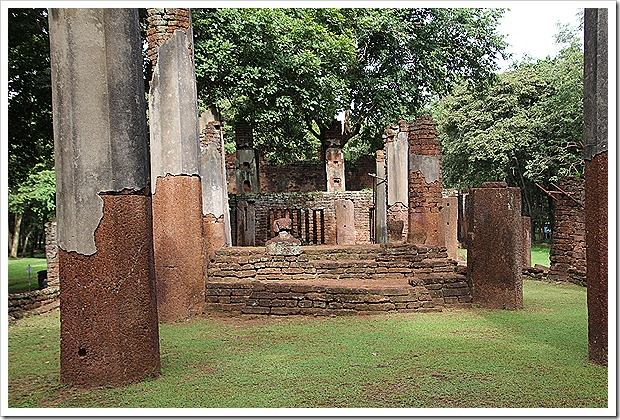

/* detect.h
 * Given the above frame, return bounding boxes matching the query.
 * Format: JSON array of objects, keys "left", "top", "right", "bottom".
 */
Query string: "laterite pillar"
[{"left": 49, "top": 8, "right": 160, "bottom": 387}]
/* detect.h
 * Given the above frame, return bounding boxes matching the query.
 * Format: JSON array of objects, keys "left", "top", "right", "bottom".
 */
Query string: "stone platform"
[{"left": 204, "top": 244, "right": 471, "bottom": 316}]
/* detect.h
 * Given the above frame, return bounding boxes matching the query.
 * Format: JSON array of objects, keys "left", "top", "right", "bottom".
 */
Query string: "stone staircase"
[{"left": 204, "top": 244, "right": 471, "bottom": 316}]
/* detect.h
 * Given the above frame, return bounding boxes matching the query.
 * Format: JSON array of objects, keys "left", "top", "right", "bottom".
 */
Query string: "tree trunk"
[{"left": 10, "top": 212, "right": 22, "bottom": 258}]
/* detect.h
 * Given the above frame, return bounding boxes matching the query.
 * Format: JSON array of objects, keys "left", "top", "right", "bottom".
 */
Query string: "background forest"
[{"left": 7, "top": 8, "right": 584, "bottom": 258}]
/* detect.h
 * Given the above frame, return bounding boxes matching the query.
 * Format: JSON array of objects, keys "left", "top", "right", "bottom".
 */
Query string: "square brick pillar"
[
  {"left": 408, "top": 116, "right": 442, "bottom": 245},
  {"left": 467, "top": 183, "right": 523, "bottom": 309}
]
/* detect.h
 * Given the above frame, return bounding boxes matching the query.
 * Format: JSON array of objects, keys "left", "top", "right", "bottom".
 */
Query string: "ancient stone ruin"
[{"left": 46, "top": 6, "right": 611, "bottom": 390}]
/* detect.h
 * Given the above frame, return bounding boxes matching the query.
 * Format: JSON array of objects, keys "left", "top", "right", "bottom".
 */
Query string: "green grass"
[
  {"left": 456, "top": 246, "right": 550, "bottom": 268},
  {"left": 7, "top": 280, "right": 607, "bottom": 409},
  {"left": 7, "top": 257, "right": 47, "bottom": 294},
  {"left": 531, "top": 244, "right": 551, "bottom": 267}
]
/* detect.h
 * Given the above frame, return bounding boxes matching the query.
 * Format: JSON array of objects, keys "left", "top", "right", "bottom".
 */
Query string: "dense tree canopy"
[
  {"left": 192, "top": 8, "right": 507, "bottom": 162},
  {"left": 435, "top": 22, "right": 584, "bottom": 228},
  {"left": 8, "top": 8, "right": 55, "bottom": 257}
]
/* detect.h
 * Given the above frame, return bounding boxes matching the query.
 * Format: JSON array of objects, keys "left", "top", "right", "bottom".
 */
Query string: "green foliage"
[
  {"left": 9, "top": 167, "right": 56, "bottom": 220},
  {"left": 434, "top": 23, "right": 583, "bottom": 225},
  {"left": 8, "top": 281, "right": 607, "bottom": 408},
  {"left": 8, "top": 8, "right": 54, "bottom": 191},
  {"left": 193, "top": 8, "right": 507, "bottom": 163}
]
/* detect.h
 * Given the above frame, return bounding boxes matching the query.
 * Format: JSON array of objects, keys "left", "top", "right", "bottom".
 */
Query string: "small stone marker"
[{"left": 265, "top": 217, "right": 302, "bottom": 256}]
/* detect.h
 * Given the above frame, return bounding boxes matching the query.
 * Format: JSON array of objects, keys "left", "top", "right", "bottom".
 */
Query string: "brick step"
[{"left": 204, "top": 280, "right": 441, "bottom": 316}]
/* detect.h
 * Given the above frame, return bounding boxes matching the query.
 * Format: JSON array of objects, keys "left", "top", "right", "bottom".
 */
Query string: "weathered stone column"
[
  {"left": 49, "top": 8, "right": 160, "bottom": 387},
  {"left": 374, "top": 150, "right": 388, "bottom": 244},
  {"left": 324, "top": 120, "right": 346, "bottom": 192},
  {"left": 408, "top": 116, "right": 442, "bottom": 245},
  {"left": 235, "top": 122, "right": 260, "bottom": 194},
  {"left": 148, "top": 9, "right": 205, "bottom": 322},
  {"left": 44, "top": 220, "right": 58, "bottom": 288},
  {"left": 200, "top": 109, "right": 232, "bottom": 259},
  {"left": 467, "top": 182, "right": 523, "bottom": 310},
  {"left": 584, "top": 8, "right": 608, "bottom": 366},
  {"left": 522, "top": 216, "right": 532, "bottom": 268},
  {"left": 383, "top": 121, "right": 409, "bottom": 242},
  {"left": 440, "top": 191, "right": 458, "bottom": 260},
  {"left": 335, "top": 199, "right": 356, "bottom": 245},
  {"left": 146, "top": 8, "right": 192, "bottom": 74}
]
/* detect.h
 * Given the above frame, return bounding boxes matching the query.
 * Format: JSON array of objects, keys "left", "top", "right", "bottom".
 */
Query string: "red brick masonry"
[{"left": 205, "top": 244, "right": 471, "bottom": 315}]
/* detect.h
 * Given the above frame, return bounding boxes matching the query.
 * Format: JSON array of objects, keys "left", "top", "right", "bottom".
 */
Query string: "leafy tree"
[
  {"left": 434, "top": 21, "right": 583, "bottom": 232},
  {"left": 192, "top": 8, "right": 507, "bottom": 163},
  {"left": 8, "top": 8, "right": 55, "bottom": 257}
]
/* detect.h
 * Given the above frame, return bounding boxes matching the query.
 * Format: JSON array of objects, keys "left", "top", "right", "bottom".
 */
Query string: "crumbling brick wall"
[
  {"left": 548, "top": 176, "right": 586, "bottom": 286},
  {"left": 229, "top": 191, "right": 373, "bottom": 246},
  {"left": 145, "top": 8, "right": 191, "bottom": 72}
]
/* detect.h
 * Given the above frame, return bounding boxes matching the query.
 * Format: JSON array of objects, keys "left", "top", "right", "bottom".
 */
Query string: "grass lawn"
[
  {"left": 7, "top": 279, "right": 607, "bottom": 409},
  {"left": 456, "top": 245, "right": 550, "bottom": 267},
  {"left": 7, "top": 257, "right": 47, "bottom": 294}
]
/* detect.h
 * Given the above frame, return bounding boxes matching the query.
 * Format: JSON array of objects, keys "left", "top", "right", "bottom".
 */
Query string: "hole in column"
[
  {"left": 241, "top": 162, "right": 251, "bottom": 170},
  {"left": 78, "top": 348, "right": 86, "bottom": 357}
]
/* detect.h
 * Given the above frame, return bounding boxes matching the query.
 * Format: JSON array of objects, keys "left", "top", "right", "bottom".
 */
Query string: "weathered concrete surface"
[
  {"left": 522, "top": 216, "right": 532, "bottom": 268},
  {"left": 59, "top": 194, "right": 160, "bottom": 387},
  {"left": 236, "top": 199, "right": 256, "bottom": 246},
  {"left": 440, "top": 196, "right": 458, "bottom": 260},
  {"left": 335, "top": 199, "right": 356, "bottom": 245},
  {"left": 49, "top": 8, "right": 150, "bottom": 255},
  {"left": 325, "top": 120, "right": 346, "bottom": 192},
  {"left": 152, "top": 175, "right": 205, "bottom": 322},
  {"left": 409, "top": 155, "right": 440, "bottom": 184},
  {"left": 146, "top": 8, "right": 192, "bottom": 73},
  {"left": 584, "top": 7, "right": 608, "bottom": 366},
  {"left": 467, "top": 184, "right": 523, "bottom": 310},
  {"left": 236, "top": 149, "right": 260, "bottom": 193},
  {"left": 199, "top": 110, "right": 231, "bottom": 247},
  {"left": 149, "top": 29, "right": 200, "bottom": 193},
  {"left": 374, "top": 150, "right": 388, "bottom": 244},
  {"left": 49, "top": 8, "right": 160, "bottom": 387},
  {"left": 386, "top": 126, "right": 409, "bottom": 208}
]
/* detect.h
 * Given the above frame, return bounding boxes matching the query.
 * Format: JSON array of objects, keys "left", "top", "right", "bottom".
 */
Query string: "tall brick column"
[
  {"left": 49, "top": 8, "right": 160, "bottom": 387},
  {"left": 548, "top": 177, "right": 586, "bottom": 285},
  {"left": 383, "top": 121, "right": 409, "bottom": 242},
  {"left": 408, "top": 116, "right": 442, "bottom": 245},
  {"left": 467, "top": 183, "right": 523, "bottom": 309},
  {"left": 584, "top": 8, "right": 608, "bottom": 366},
  {"left": 148, "top": 8, "right": 206, "bottom": 322}
]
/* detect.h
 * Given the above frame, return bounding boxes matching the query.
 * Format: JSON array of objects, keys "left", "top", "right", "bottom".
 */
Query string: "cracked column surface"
[
  {"left": 200, "top": 111, "right": 232, "bottom": 260},
  {"left": 49, "top": 8, "right": 160, "bottom": 387},
  {"left": 384, "top": 121, "right": 409, "bottom": 242},
  {"left": 148, "top": 10, "right": 206, "bottom": 322},
  {"left": 584, "top": 8, "right": 608, "bottom": 366},
  {"left": 408, "top": 116, "right": 442, "bottom": 245}
]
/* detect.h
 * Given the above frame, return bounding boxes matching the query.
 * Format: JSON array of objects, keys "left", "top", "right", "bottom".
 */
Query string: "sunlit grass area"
[{"left": 8, "top": 280, "right": 606, "bottom": 409}]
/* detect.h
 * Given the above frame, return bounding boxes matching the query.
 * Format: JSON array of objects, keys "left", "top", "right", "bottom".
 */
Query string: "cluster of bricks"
[
  {"left": 8, "top": 287, "right": 60, "bottom": 320},
  {"left": 145, "top": 8, "right": 191, "bottom": 71},
  {"left": 200, "top": 121, "right": 223, "bottom": 151},
  {"left": 228, "top": 191, "right": 373, "bottom": 246},
  {"left": 408, "top": 118, "right": 442, "bottom": 210},
  {"left": 205, "top": 244, "right": 471, "bottom": 315},
  {"left": 548, "top": 176, "right": 586, "bottom": 285}
]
